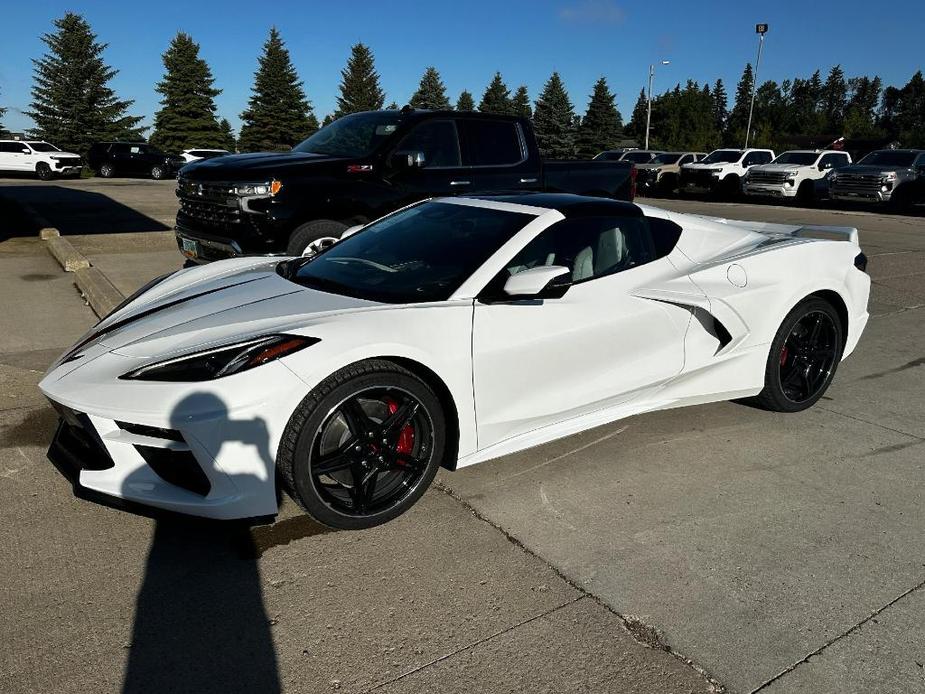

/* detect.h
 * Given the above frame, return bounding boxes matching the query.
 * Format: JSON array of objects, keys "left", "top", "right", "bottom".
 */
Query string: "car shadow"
[
  {"left": 121, "top": 392, "right": 283, "bottom": 693},
  {"left": 0, "top": 184, "right": 172, "bottom": 237}
]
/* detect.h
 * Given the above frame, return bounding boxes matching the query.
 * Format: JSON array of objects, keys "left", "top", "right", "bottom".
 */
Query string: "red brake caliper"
[{"left": 385, "top": 399, "right": 415, "bottom": 462}]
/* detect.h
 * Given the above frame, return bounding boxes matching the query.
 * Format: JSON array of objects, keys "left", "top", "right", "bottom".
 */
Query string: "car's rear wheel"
[
  {"left": 99, "top": 163, "right": 114, "bottom": 178},
  {"left": 36, "top": 162, "right": 53, "bottom": 180},
  {"left": 286, "top": 219, "right": 348, "bottom": 256},
  {"left": 151, "top": 165, "right": 167, "bottom": 180},
  {"left": 278, "top": 360, "right": 447, "bottom": 529},
  {"left": 755, "top": 298, "right": 844, "bottom": 412}
]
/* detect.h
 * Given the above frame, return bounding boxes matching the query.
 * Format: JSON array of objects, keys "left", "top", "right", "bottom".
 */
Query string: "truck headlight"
[
  {"left": 787, "top": 171, "right": 799, "bottom": 178},
  {"left": 710, "top": 169, "right": 723, "bottom": 176},
  {"left": 120, "top": 335, "right": 318, "bottom": 382},
  {"left": 880, "top": 172, "right": 896, "bottom": 182},
  {"left": 233, "top": 179, "right": 283, "bottom": 196}
]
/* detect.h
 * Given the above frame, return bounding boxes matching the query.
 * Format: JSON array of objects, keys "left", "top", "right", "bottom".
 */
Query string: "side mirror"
[
  {"left": 20, "top": 148, "right": 31, "bottom": 154},
  {"left": 390, "top": 150, "right": 426, "bottom": 169},
  {"left": 503, "top": 265, "right": 571, "bottom": 299},
  {"left": 341, "top": 224, "right": 364, "bottom": 239}
]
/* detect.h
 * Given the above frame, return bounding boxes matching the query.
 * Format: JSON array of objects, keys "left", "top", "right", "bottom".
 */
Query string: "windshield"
[
  {"left": 288, "top": 201, "right": 533, "bottom": 303},
  {"left": 293, "top": 112, "right": 403, "bottom": 158},
  {"left": 858, "top": 151, "right": 917, "bottom": 167},
  {"left": 651, "top": 153, "right": 682, "bottom": 165},
  {"left": 772, "top": 152, "right": 818, "bottom": 165},
  {"left": 28, "top": 142, "right": 60, "bottom": 152},
  {"left": 701, "top": 150, "right": 743, "bottom": 164},
  {"left": 622, "top": 151, "right": 657, "bottom": 163},
  {"left": 593, "top": 152, "right": 623, "bottom": 161}
]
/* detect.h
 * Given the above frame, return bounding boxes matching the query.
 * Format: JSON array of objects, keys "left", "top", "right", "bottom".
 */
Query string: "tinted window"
[
  {"left": 593, "top": 152, "right": 623, "bottom": 161},
  {"left": 294, "top": 111, "right": 402, "bottom": 157},
  {"left": 0, "top": 143, "right": 21, "bottom": 153},
  {"left": 701, "top": 150, "right": 743, "bottom": 164},
  {"left": 678, "top": 154, "right": 694, "bottom": 165},
  {"left": 504, "top": 215, "right": 674, "bottom": 285},
  {"left": 820, "top": 153, "right": 849, "bottom": 169},
  {"left": 288, "top": 201, "right": 532, "bottom": 303},
  {"left": 462, "top": 120, "right": 523, "bottom": 166},
  {"left": 622, "top": 151, "right": 657, "bottom": 164},
  {"left": 394, "top": 120, "right": 461, "bottom": 167},
  {"left": 27, "top": 142, "right": 59, "bottom": 152},
  {"left": 113, "top": 144, "right": 131, "bottom": 154},
  {"left": 858, "top": 151, "right": 917, "bottom": 167},
  {"left": 744, "top": 151, "right": 772, "bottom": 166},
  {"left": 773, "top": 152, "right": 818, "bottom": 165}
]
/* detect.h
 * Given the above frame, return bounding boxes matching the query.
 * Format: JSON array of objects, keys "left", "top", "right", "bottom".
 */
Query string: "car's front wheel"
[
  {"left": 151, "top": 165, "right": 167, "bottom": 180},
  {"left": 278, "top": 360, "right": 447, "bottom": 529},
  {"left": 36, "top": 162, "right": 53, "bottom": 180},
  {"left": 755, "top": 298, "right": 844, "bottom": 412},
  {"left": 99, "top": 163, "right": 115, "bottom": 178}
]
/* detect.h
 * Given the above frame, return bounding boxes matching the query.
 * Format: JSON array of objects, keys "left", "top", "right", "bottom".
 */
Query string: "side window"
[
  {"left": 461, "top": 120, "right": 524, "bottom": 167},
  {"left": 503, "top": 215, "right": 671, "bottom": 285},
  {"left": 113, "top": 144, "right": 130, "bottom": 154},
  {"left": 915, "top": 152, "right": 925, "bottom": 167},
  {"left": 819, "top": 153, "right": 846, "bottom": 169},
  {"left": 394, "top": 120, "right": 461, "bottom": 168},
  {"left": 678, "top": 154, "right": 693, "bottom": 165},
  {"left": 0, "top": 143, "right": 16, "bottom": 153},
  {"left": 742, "top": 153, "right": 757, "bottom": 166}
]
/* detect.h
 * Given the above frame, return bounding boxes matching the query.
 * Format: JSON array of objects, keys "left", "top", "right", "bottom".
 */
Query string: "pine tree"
[
  {"left": 711, "top": 79, "right": 728, "bottom": 135},
  {"left": 479, "top": 73, "right": 513, "bottom": 114},
  {"left": 893, "top": 70, "right": 925, "bottom": 147},
  {"left": 820, "top": 65, "right": 847, "bottom": 134},
  {"left": 533, "top": 72, "right": 577, "bottom": 158},
  {"left": 511, "top": 85, "right": 532, "bottom": 118},
  {"left": 27, "top": 13, "right": 143, "bottom": 155},
  {"left": 322, "top": 114, "right": 335, "bottom": 127},
  {"left": 335, "top": 43, "right": 385, "bottom": 116},
  {"left": 386, "top": 102, "right": 400, "bottom": 110},
  {"left": 239, "top": 28, "right": 317, "bottom": 152},
  {"left": 149, "top": 33, "right": 224, "bottom": 154},
  {"left": 625, "top": 88, "right": 648, "bottom": 142},
  {"left": 219, "top": 118, "right": 236, "bottom": 151},
  {"left": 844, "top": 76, "right": 882, "bottom": 138},
  {"left": 409, "top": 67, "right": 450, "bottom": 110},
  {"left": 726, "top": 63, "right": 754, "bottom": 144},
  {"left": 455, "top": 90, "right": 475, "bottom": 111},
  {"left": 576, "top": 77, "right": 622, "bottom": 158}
]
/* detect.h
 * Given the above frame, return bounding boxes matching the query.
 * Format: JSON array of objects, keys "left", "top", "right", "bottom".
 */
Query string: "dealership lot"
[{"left": 1, "top": 178, "right": 924, "bottom": 693}]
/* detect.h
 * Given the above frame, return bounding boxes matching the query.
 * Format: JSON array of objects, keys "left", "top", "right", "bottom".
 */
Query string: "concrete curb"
[
  {"left": 46, "top": 235, "right": 90, "bottom": 271},
  {"left": 75, "top": 267, "right": 124, "bottom": 317}
]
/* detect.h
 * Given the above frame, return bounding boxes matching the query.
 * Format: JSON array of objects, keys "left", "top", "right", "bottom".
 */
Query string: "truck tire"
[
  {"left": 796, "top": 180, "right": 815, "bottom": 207},
  {"left": 151, "top": 165, "right": 167, "bottom": 180},
  {"left": 721, "top": 174, "right": 741, "bottom": 200},
  {"left": 287, "top": 219, "right": 348, "bottom": 256},
  {"left": 99, "top": 163, "right": 115, "bottom": 178},
  {"left": 35, "top": 163, "right": 53, "bottom": 180},
  {"left": 658, "top": 173, "right": 678, "bottom": 197}
]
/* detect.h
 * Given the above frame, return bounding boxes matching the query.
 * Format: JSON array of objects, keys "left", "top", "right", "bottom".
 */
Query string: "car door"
[
  {"left": 471, "top": 215, "right": 692, "bottom": 449},
  {"left": 109, "top": 143, "right": 134, "bottom": 172},
  {"left": 0, "top": 142, "right": 30, "bottom": 171},
  {"left": 384, "top": 119, "right": 469, "bottom": 204}
]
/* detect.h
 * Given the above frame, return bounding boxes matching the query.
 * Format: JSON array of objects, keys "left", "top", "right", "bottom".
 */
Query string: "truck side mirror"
[
  {"left": 390, "top": 150, "right": 426, "bottom": 169},
  {"left": 20, "top": 147, "right": 31, "bottom": 154}
]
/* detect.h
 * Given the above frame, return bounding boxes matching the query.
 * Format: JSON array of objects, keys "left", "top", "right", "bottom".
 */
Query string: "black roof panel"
[{"left": 470, "top": 192, "right": 643, "bottom": 218}]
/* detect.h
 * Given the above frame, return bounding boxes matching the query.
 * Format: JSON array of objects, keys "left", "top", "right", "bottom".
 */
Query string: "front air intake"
[{"left": 134, "top": 446, "right": 212, "bottom": 497}]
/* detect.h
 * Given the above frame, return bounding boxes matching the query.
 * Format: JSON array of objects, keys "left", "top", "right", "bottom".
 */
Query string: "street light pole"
[
  {"left": 645, "top": 60, "right": 669, "bottom": 150},
  {"left": 744, "top": 23, "right": 768, "bottom": 149}
]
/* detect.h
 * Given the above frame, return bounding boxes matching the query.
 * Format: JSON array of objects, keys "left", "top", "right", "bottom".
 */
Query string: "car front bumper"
[
  {"left": 831, "top": 187, "right": 892, "bottom": 203},
  {"left": 744, "top": 183, "right": 797, "bottom": 198}
]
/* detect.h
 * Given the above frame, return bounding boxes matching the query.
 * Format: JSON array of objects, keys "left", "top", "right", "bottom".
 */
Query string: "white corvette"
[{"left": 40, "top": 194, "right": 870, "bottom": 529}]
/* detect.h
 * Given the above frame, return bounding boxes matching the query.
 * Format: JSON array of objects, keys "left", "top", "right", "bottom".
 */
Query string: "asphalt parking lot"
[{"left": 1, "top": 178, "right": 924, "bottom": 693}]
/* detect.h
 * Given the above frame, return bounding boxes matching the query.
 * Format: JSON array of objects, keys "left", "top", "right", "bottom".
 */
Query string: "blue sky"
[{"left": 1, "top": 0, "right": 922, "bottom": 136}]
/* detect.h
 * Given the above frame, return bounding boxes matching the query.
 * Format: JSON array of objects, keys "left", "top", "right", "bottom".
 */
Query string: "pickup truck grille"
[
  {"left": 178, "top": 198, "right": 243, "bottom": 229},
  {"left": 680, "top": 169, "right": 716, "bottom": 188},
  {"left": 831, "top": 173, "right": 883, "bottom": 198},
  {"left": 748, "top": 171, "right": 789, "bottom": 184},
  {"left": 176, "top": 178, "right": 250, "bottom": 233},
  {"left": 53, "top": 157, "right": 82, "bottom": 168}
]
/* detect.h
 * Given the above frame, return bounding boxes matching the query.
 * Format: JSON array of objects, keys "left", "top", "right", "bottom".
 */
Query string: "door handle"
[
  {"left": 519, "top": 178, "right": 538, "bottom": 184},
  {"left": 450, "top": 180, "right": 470, "bottom": 186}
]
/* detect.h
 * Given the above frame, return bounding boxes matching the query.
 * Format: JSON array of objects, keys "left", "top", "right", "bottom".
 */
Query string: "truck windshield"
[
  {"left": 773, "top": 152, "right": 818, "bottom": 165},
  {"left": 286, "top": 201, "right": 532, "bottom": 303},
  {"left": 701, "top": 150, "right": 742, "bottom": 164},
  {"left": 622, "top": 151, "right": 657, "bottom": 163},
  {"left": 858, "top": 151, "right": 917, "bottom": 167},
  {"left": 293, "top": 112, "right": 403, "bottom": 158},
  {"left": 651, "top": 153, "right": 682, "bottom": 165}
]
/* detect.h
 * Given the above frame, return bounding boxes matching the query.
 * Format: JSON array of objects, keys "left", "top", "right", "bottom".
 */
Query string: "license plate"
[{"left": 181, "top": 238, "right": 198, "bottom": 257}]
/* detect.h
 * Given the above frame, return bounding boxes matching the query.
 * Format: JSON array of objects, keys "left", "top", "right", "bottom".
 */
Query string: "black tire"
[
  {"left": 658, "top": 173, "right": 678, "bottom": 197},
  {"left": 98, "top": 163, "right": 115, "bottom": 178},
  {"left": 151, "top": 165, "right": 166, "bottom": 180},
  {"left": 889, "top": 185, "right": 912, "bottom": 212},
  {"left": 286, "top": 219, "right": 348, "bottom": 256},
  {"left": 36, "top": 162, "right": 53, "bottom": 180},
  {"left": 278, "top": 359, "right": 447, "bottom": 529},
  {"left": 722, "top": 174, "right": 741, "bottom": 200},
  {"left": 755, "top": 298, "right": 844, "bottom": 412},
  {"left": 796, "top": 180, "right": 815, "bottom": 207}
]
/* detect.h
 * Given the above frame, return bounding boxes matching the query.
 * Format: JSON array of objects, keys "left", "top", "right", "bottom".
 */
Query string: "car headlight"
[
  {"left": 829, "top": 172, "right": 838, "bottom": 182},
  {"left": 880, "top": 172, "right": 896, "bottom": 182},
  {"left": 233, "top": 179, "right": 283, "bottom": 197},
  {"left": 710, "top": 169, "right": 723, "bottom": 176},
  {"left": 787, "top": 171, "right": 799, "bottom": 178},
  {"left": 120, "top": 335, "right": 318, "bottom": 382}
]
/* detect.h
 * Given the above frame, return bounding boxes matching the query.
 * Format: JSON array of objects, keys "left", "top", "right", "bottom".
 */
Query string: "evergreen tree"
[
  {"left": 892, "top": 70, "right": 925, "bottom": 147},
  {"left": 386, "top": 101, "right": 400, "bottom": 110},
  {"left": 455, "top": 90, "right": 475, "bottom": 111},
  {"left": 409, "top": 67, "right": 450, "bottom": 110},
  {"left": 149, "top": 33, "right": 224, "bottom": 154},
  {"left": 479, "top": 73, "right": 513, "bottom": 114},
  {"left": 322, "top": 114, "right": 335, "bottom": 127},
  {"left": 726, "top": 63, "right": 754, "bottom": 145},
  {"left": 219, "top": 118, "right": 236, "bottom": 151},
  {"left": 844, "top": 76, "right": 882, "bottom": 137},
  {"left": 27, "top": 13, "right": 143, "bottom": 155},
  {"left": 625, "top": 88, "right": 648, "bottom": 142},
  {"left": 239, "top": 27, "right": 317, "bottom": 152},
  {"left": 335, "top": 43, "right": 385, "bottom": 116},
  {"left": 511, "top": 85, "right": 532, "bottom": 118},
  {"left": 820, "top": 65, "right": 848, "bottom": 134},
  {"left": 711, "top": 79, "right": 728, "bottom": 135},
  {"left": 576, "top": 77, "right": 622, "bottom": 158},
  {"left": 533, "top": 72, "right": 577, "bottom": 158}
]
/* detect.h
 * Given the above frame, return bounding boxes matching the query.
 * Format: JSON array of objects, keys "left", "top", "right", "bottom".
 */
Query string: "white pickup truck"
[
  {"left": 744, "top": 150, "right": 852, "bottom": 204},
  {"left": 679, "top": 148, "right": 775, "bottom": 198},
  {"left": 0, "top": 140, "right": 83, "bottom": 179}
]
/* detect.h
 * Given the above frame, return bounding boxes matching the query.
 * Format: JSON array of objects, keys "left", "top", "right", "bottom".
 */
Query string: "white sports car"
[{"left": 40, "top": 194, "right": 870, "bottom": 529}]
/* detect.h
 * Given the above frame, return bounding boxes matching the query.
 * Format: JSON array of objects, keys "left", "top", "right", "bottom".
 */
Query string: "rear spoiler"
[{"left": 693, "top": 215, "right": 860, "bottom": 245}]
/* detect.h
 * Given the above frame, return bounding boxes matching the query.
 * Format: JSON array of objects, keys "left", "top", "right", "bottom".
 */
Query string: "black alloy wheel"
[
  {"left": 151, "top": 165, "right": 166, "bottom": 180},
  {"left": 99, "top": 163, "right": 114, "bottom": 178},
  {"left": 36, "top": 162, "right": 53, "bottom": 180},
  {"left": 279, "top": 360, "right": 446, "bottom": 529},
  {"left": 756, "top": 298, "right": 844, "bottom": 412}
]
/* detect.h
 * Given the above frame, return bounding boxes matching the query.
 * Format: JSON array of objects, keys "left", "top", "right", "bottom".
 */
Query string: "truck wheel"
[
  {"left": 151, "top": 165, "right": 167, "bottom": 180},
  {"left": 287, "top": 220, "right": 348, "bottom": 256},
  {"left": 889, "top": 186, "right": 912, "bottom": 212},
  {"left": 36, "top": 163, "right": 53, "bottom": 180},
  {"left": 658, "top": 173, "right": 678, "bottom": 197},
  {"left": 722, "top": 175, "right": 741, "bottom": 200},
  {"left": 796, "top": 180, "right": 815, "bottom": 207},
  {"left": 99, "top": 163, "right": 115, "bottom": 178}
]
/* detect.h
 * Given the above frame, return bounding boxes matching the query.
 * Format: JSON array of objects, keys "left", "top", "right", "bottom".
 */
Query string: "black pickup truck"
[{"left": 175, "top": 109, "right": 636, "bottom": 262}]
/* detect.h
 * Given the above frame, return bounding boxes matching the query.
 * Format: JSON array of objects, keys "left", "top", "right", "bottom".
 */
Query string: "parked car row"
[{"left": 0, "top": 140, "right": 232, "bottom": 180}]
